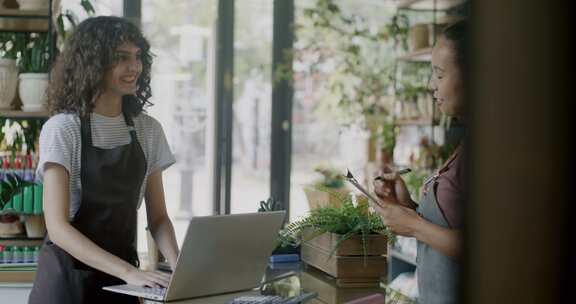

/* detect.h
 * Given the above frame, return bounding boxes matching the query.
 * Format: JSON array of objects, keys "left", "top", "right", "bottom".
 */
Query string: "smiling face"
[
  {"left": 101, "top": 42, "right": 142, "bottom": 97},
  {"left": 430, "top": 37, "right": 466, "bottom": 118}
]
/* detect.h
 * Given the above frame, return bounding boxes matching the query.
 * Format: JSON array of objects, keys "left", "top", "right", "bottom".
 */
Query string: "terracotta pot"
[{"left": 303, "top": 186, "right": 349, "bottom": 210}]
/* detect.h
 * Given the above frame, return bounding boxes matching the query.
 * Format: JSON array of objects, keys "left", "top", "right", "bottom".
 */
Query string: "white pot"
[
  {"left": 18, "top": 73, "right": 48, "bottom": 111},
  {"left": 16, "top": 0, "right": 49, "bottom": 10},
  {"left": 0, "top": 58, "right": 19, "bottom": 110},
  {"left": 24, "top": 215, "right": 46, "bottom": 238}
]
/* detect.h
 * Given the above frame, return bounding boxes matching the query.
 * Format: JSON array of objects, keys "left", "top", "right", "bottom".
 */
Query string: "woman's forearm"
[
  {"left": 48, "top": 223, "right": 135, "bottom": 280},
  {"left": 149, "top": 217, "right": 179, "bottom": 269},
  {"left": 413, "top": 218, "right": 462, "bottom": 259}
]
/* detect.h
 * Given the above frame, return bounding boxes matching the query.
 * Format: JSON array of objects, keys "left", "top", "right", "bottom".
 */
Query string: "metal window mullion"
[
  {"left": 270, "top": 0, "right": 294, "bottom": 219},
  {"left": 213, "top": 0, "right": 234, "bottom": 215}
]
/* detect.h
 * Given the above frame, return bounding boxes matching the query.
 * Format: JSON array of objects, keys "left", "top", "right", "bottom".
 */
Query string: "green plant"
[
  {"left": 386, "top": 13, "right": 410, "bottom": 52},
  {"left": 0, "top": 174, "right": 35, "bottom": 212},
  {"left": 0, "top": 32, "right": 25, "bottom": 60},
  {"left": 18, "top": 33, "right": 51, "bottom": 73},
  {"left": 403, "top": 169, "right": 428, "bottom": 202},
  {"left": 278, "top": 198, "right": 395, "bottom": 257},
  {"left": 313, "top": 166, "right": 345, "bottom": 189},
  {"left": 296, "top": 0, "right": 396, "bottom": 124},
  {"left": 258, "top": 197, "right": 282, "bottom": 212},
  {"left": 0, "top": 119, "right": 42, "bottom": 157},
  {"left": 55, "top": 0, "right": 96, "bottom": 44},
  {"left": 376, "top": 119, "right": 398, "bottom": 154}
]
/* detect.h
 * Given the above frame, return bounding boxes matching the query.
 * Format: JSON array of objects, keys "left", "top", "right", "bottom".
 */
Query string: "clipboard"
[{"left": 345, "top": 169, "right": 385, "bottom": 208}]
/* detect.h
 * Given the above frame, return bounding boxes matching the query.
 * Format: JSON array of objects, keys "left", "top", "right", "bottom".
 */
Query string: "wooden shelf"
[
  {"left": 0, "top": 8, "right": 50, "bottom": 32},
  {"left": 394, "top": 117, "right": 437, "bottom": 126},
  {"left": 0, "top": 110, "right": 50, "bottom": 119},
  {"left": 0, "top": 19, "right": 49, "bottom": 32},
  {"left": 396, "top": 47, "right": 432, "bottom": 62},
  {"left": 0, "top": 8, "right": 50, "bottom": 18},
  {"left": 397, "top": 0, "right": 466, "bottom": 11},
  {"left": 0, "top": 270, "right": 36, "bottom": 283}
]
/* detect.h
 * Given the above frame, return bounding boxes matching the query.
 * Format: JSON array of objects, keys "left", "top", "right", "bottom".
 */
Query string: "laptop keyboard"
[
  {"left": 229, "top": 295, "right": 285, "bottom": 304},
  {"left": 120, "top": 285, "right": 167, "bottom": 297}
]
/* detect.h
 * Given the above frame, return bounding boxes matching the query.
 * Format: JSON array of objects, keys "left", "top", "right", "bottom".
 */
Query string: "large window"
[
  {"left": 230, "top": 0, "right": 273, "bottom": 214},
  {"left": 290, "top": 1, "right": 398, "bottom": 221},
  {"left": 140, "top": 0, "right": 217, "bottom": 249}
]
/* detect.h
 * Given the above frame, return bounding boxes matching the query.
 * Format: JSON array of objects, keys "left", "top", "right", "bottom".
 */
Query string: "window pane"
[
  {"left": 140, "top": 0, "right": 217, "bottom": 251},
  {"left": 290, "top": 1, "right": 397, "bottom": 221},
  {"left": 230, "top": 0, "right": 273, "bottom": 214}
]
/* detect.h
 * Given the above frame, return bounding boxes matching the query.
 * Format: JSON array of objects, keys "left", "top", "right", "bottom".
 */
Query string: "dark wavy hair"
[
  {"left": 442, "top": 20, "right": 468, "bottom": 71},
  {"left": 48, "top": 16, "right": 153, "bottom": 118}
]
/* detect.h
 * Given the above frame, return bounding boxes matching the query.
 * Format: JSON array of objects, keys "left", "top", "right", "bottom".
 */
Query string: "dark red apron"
[{"left": 29, "top": 110, "right": 147, "bottom": 304}]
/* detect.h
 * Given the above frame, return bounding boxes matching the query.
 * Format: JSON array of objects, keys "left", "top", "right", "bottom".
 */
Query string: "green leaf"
[{"left": 80, "top": 0, "right": 96, "bottom": 15}]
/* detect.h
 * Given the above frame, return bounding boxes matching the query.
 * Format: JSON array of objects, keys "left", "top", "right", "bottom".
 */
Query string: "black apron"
[{"left": 29, "top": 111, "right": 147, "bottom": 304}]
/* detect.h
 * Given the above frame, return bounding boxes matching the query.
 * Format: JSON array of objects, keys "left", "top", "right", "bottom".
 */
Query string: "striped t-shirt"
[{"left": 36, "top": 112, "right": 176, "bottom": 219}]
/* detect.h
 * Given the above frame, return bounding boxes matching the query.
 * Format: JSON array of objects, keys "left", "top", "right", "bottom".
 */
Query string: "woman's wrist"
[
  {"left": 116, "top": 262, "right": 137, "bottom": 281},
  {"left": 411, "top": 214, "right": 428, "bottom": 240}
]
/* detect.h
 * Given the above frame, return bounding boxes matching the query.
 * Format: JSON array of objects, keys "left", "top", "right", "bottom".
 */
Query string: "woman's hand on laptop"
[{"left": 122, "top": 268, "right": 171, "bottom": 288}]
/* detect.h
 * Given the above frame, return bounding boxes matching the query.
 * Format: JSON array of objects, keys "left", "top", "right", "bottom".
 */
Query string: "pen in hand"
[{"left": 374, "top": 168, "right": 411, "bottom": 182}]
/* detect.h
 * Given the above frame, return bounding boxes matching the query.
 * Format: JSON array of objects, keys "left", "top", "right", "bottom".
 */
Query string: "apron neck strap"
[{"left": 80, "top": 109, "right": 138, "bottom": 147}]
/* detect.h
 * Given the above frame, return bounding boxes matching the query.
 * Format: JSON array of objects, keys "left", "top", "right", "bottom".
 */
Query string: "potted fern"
[
  {"left": 257, "top": 198, "right": 300, "bottom": 256},
  {"left": 278, "top": 196, "right": 395, "bottom": 287},
  {"left": 303, "top": 166, "right": 349, "bottom": 211}
]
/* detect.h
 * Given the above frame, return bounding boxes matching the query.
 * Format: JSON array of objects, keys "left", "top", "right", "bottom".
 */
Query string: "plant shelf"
[
  {"left": 0, "top": 8, "right": 50, "bottom": 18},
  {"left": 394, "top": 117, "right": 437, "bottom": 126},
  {"left": 397, "top": 0, "right": 466, "bottom": 11},
  {"left": 396, "top": 47, "right": 432, "bottom": 62},
  {"left": 0, "top": 110, "right": 50, "bottom": 119},
  {"left": 0, "top": 9, "right": 49, "bottom": 32}
]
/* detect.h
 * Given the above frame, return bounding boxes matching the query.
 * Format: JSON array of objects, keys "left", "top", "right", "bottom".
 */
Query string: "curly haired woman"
[{"left": 28, "top": 16, "right": 179, "bottom": 304}]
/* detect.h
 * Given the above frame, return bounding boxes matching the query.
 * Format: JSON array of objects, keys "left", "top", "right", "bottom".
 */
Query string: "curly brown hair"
[{"left": 47, "top": 16, "right": 153, "bottom": 118}]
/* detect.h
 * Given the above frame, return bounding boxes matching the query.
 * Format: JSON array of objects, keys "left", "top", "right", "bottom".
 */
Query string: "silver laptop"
[{"left": 103, "top": 211, "right": 286, "bottom": 302}]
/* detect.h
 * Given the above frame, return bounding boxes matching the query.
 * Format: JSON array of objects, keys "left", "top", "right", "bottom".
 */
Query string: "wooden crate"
[
  {"left": 301, "top": 267, "right": 386, "bottom": 303},
  {"left": 303, "top": 232, "right": 387, "bottom": 256},
  {"left": 301, "top": 232, "right": 387, "bottom": 288}
]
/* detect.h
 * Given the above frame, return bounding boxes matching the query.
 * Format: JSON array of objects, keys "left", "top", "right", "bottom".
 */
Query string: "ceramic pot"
[
  {"left": 18, "top": 73, "right": 48, "bottom": 111},
  {"left": 24, "top": 214, "right": 46, "bottom": 238},
  {"left": 0, "top": 58, "right": 18, "bottom": 110}
]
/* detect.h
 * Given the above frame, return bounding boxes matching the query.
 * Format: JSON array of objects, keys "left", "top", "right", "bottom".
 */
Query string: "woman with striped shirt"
[{"left": 29, "top": 16, "right": 179, "bottom": 304}]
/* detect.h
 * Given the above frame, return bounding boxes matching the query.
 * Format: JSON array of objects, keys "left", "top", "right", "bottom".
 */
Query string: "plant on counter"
[
  {"left": 258, "top": 197, "right": 283, "bottom": 213},
  {"left": 278, "top": 197, "right": 395, "bottom": 257},
  {"left": 312, "top": 166, "right": 346, "bottom": 190},
  {"left": 256, "top": 197, "right": 298, "bottom": 255}
]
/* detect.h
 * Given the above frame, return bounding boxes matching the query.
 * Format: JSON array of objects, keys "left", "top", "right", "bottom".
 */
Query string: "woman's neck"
[{"left": 93, "top": 92, "right": 123, "bottom": 117}]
